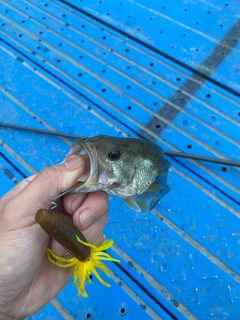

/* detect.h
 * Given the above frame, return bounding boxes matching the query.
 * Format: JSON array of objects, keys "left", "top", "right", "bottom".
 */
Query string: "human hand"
[{"left": 0, "top": 155, "right": 108, "bottom": 319}]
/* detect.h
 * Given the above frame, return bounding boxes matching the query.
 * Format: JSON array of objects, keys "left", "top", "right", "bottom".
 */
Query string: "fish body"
[{"left": 68, "top": 135, "right": 170, "bottom": 213}]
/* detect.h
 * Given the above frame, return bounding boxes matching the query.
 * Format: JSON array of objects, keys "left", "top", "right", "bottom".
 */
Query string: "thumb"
[{"left": 8, "top": 155, "right": 86, "bottom": 223}]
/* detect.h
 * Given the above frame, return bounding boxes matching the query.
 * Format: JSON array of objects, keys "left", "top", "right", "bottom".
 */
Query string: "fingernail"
[
  {"left": 64, "top": 155, "right": 84, "bottom": 171},
  {"left": 79, "top": 208, "right": 95, "bottom": 229}
]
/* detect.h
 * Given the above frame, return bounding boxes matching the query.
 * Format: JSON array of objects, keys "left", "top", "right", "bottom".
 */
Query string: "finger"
[
  {"left": 92, "top": 234, "right": 104, "bottom": 246},
  {"left": 72, "top": 191, "right": 108, "bottom": 230},
  {"left": 7, "top": 155, "right": 86, "bottom": 223},
  {"left": 63, "top": 193, "right": 88, "bottom": 215},
  {"left": 81, "top": 213, "right": 108, "bottom": 244}
]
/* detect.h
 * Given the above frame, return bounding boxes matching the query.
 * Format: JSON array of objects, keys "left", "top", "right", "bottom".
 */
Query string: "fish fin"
[
  {"left": 122, "top": 198, "right": 141, "bottom": 212},
  {"left": 136, "top": 199, "right": 149, "bottom": 213},
  {"left": 149, "top": 198, "right": 160, "bottom": 210},
  {"left": 160, "top": 170, "right": 169, "bottom": 177},
  {"left": 146, "top": 183, "right": 165, "bottom": 192},
  {"left": 77, "top": 172, "right": 90, "bottom": 181},
  {"left": 150, "top": 186, "right": 171, "bottom": 210}
]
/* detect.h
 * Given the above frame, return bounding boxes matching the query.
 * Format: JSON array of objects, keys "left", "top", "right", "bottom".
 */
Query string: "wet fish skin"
[{"left": 68, "top": 135, "right": 171, "bottom": 213}]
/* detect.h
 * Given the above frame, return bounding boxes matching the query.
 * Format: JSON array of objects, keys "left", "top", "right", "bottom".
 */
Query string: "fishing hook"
[{"left": 49, "top": 183, "right": 84, "bottom": 210}]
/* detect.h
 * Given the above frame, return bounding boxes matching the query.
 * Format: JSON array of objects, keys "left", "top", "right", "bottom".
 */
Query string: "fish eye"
[{"left": 108, "top": 147, "right": 121, "bottom": 161}]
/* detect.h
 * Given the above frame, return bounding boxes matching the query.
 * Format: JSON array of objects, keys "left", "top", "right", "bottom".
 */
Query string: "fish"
[{"left": 67, "top": 135, "right": 171, "bottom": 213}]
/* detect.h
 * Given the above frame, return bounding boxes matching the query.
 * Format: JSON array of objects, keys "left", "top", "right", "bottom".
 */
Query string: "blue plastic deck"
[{"left": 0, "top": 0, "right": 239, "bottom": 319}]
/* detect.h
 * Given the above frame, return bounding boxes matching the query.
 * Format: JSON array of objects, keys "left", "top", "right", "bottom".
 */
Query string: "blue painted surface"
[
  {"left": 0, "top": 152, "right": 24, "bottom": 194},
  {"left": 0, "top": 0, "right": 239, "bottom": 319}
]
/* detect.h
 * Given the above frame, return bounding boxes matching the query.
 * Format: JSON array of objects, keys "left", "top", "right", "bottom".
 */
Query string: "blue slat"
[
  {"left": 55, "top": 0, "right": 240, "bottom": 93},
  {"left": 0, "top": 152, "right": 24, "bottom": 195}
]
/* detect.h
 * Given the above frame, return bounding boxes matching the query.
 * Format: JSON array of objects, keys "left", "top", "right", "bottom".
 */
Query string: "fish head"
[{"left": 68, "top": 135, "right": 170, "bottom": 201}]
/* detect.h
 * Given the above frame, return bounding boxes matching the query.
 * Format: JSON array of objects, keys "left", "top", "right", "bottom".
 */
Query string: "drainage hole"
[{"left": 120, "top": 307, "right": 126, "bottom": 315}]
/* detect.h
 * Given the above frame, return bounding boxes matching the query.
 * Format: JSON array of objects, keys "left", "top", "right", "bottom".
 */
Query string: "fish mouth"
[{"left": 68, "top": 139, "right": 100, "bottom": 191}]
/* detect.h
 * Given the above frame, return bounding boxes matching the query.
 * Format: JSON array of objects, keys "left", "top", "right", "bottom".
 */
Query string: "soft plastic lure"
[{"left": 35, "top": 209, "right": 119, "bottom": 297}]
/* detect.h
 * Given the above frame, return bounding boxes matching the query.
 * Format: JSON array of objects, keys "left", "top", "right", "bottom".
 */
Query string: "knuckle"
[
  {"left": 102, "top": 212, "right": 109, "bottom": 225},
  {"left": 40, "top": 167, "right": 56, "bottom": 180},
  {"left": 96, "top": 191, "right": 109, "bottom": 212}
]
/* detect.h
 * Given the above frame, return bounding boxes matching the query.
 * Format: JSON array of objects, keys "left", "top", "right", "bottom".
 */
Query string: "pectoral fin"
[
  {"left": 150, "top": 186, "right": 171, "bottom": 210},
  {"left": 146, "top": 183, "right": 165, "bottom": 192},
  {"left": 122, "top": 198, "right": 141, "bottom": 212},
  {"left": 136, "top": 199, "right": 149, "bottom": 213},
  {"left": 122, "top": 184, "right": 171, "bottom": 213}
]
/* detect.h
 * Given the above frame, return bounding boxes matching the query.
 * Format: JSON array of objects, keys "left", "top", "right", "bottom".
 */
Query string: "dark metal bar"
[
  {"left": 164, "top": 150, "right": 240, "bottom": 167},
  {"left": 1, "top": 122, "right": 239, "bottom": 167},
  {"left": 0, "top": 122, "right": 80, "bottom": 139}
]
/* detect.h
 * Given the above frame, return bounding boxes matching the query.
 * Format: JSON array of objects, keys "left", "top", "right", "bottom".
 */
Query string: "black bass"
[{"left": 68, "top": 135, "right": 171, "bottom": 213}]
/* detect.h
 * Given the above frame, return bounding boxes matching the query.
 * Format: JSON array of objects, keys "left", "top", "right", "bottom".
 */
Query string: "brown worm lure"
[{"left": 35, "top": 209, "right": 91, "bottom": 261}]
